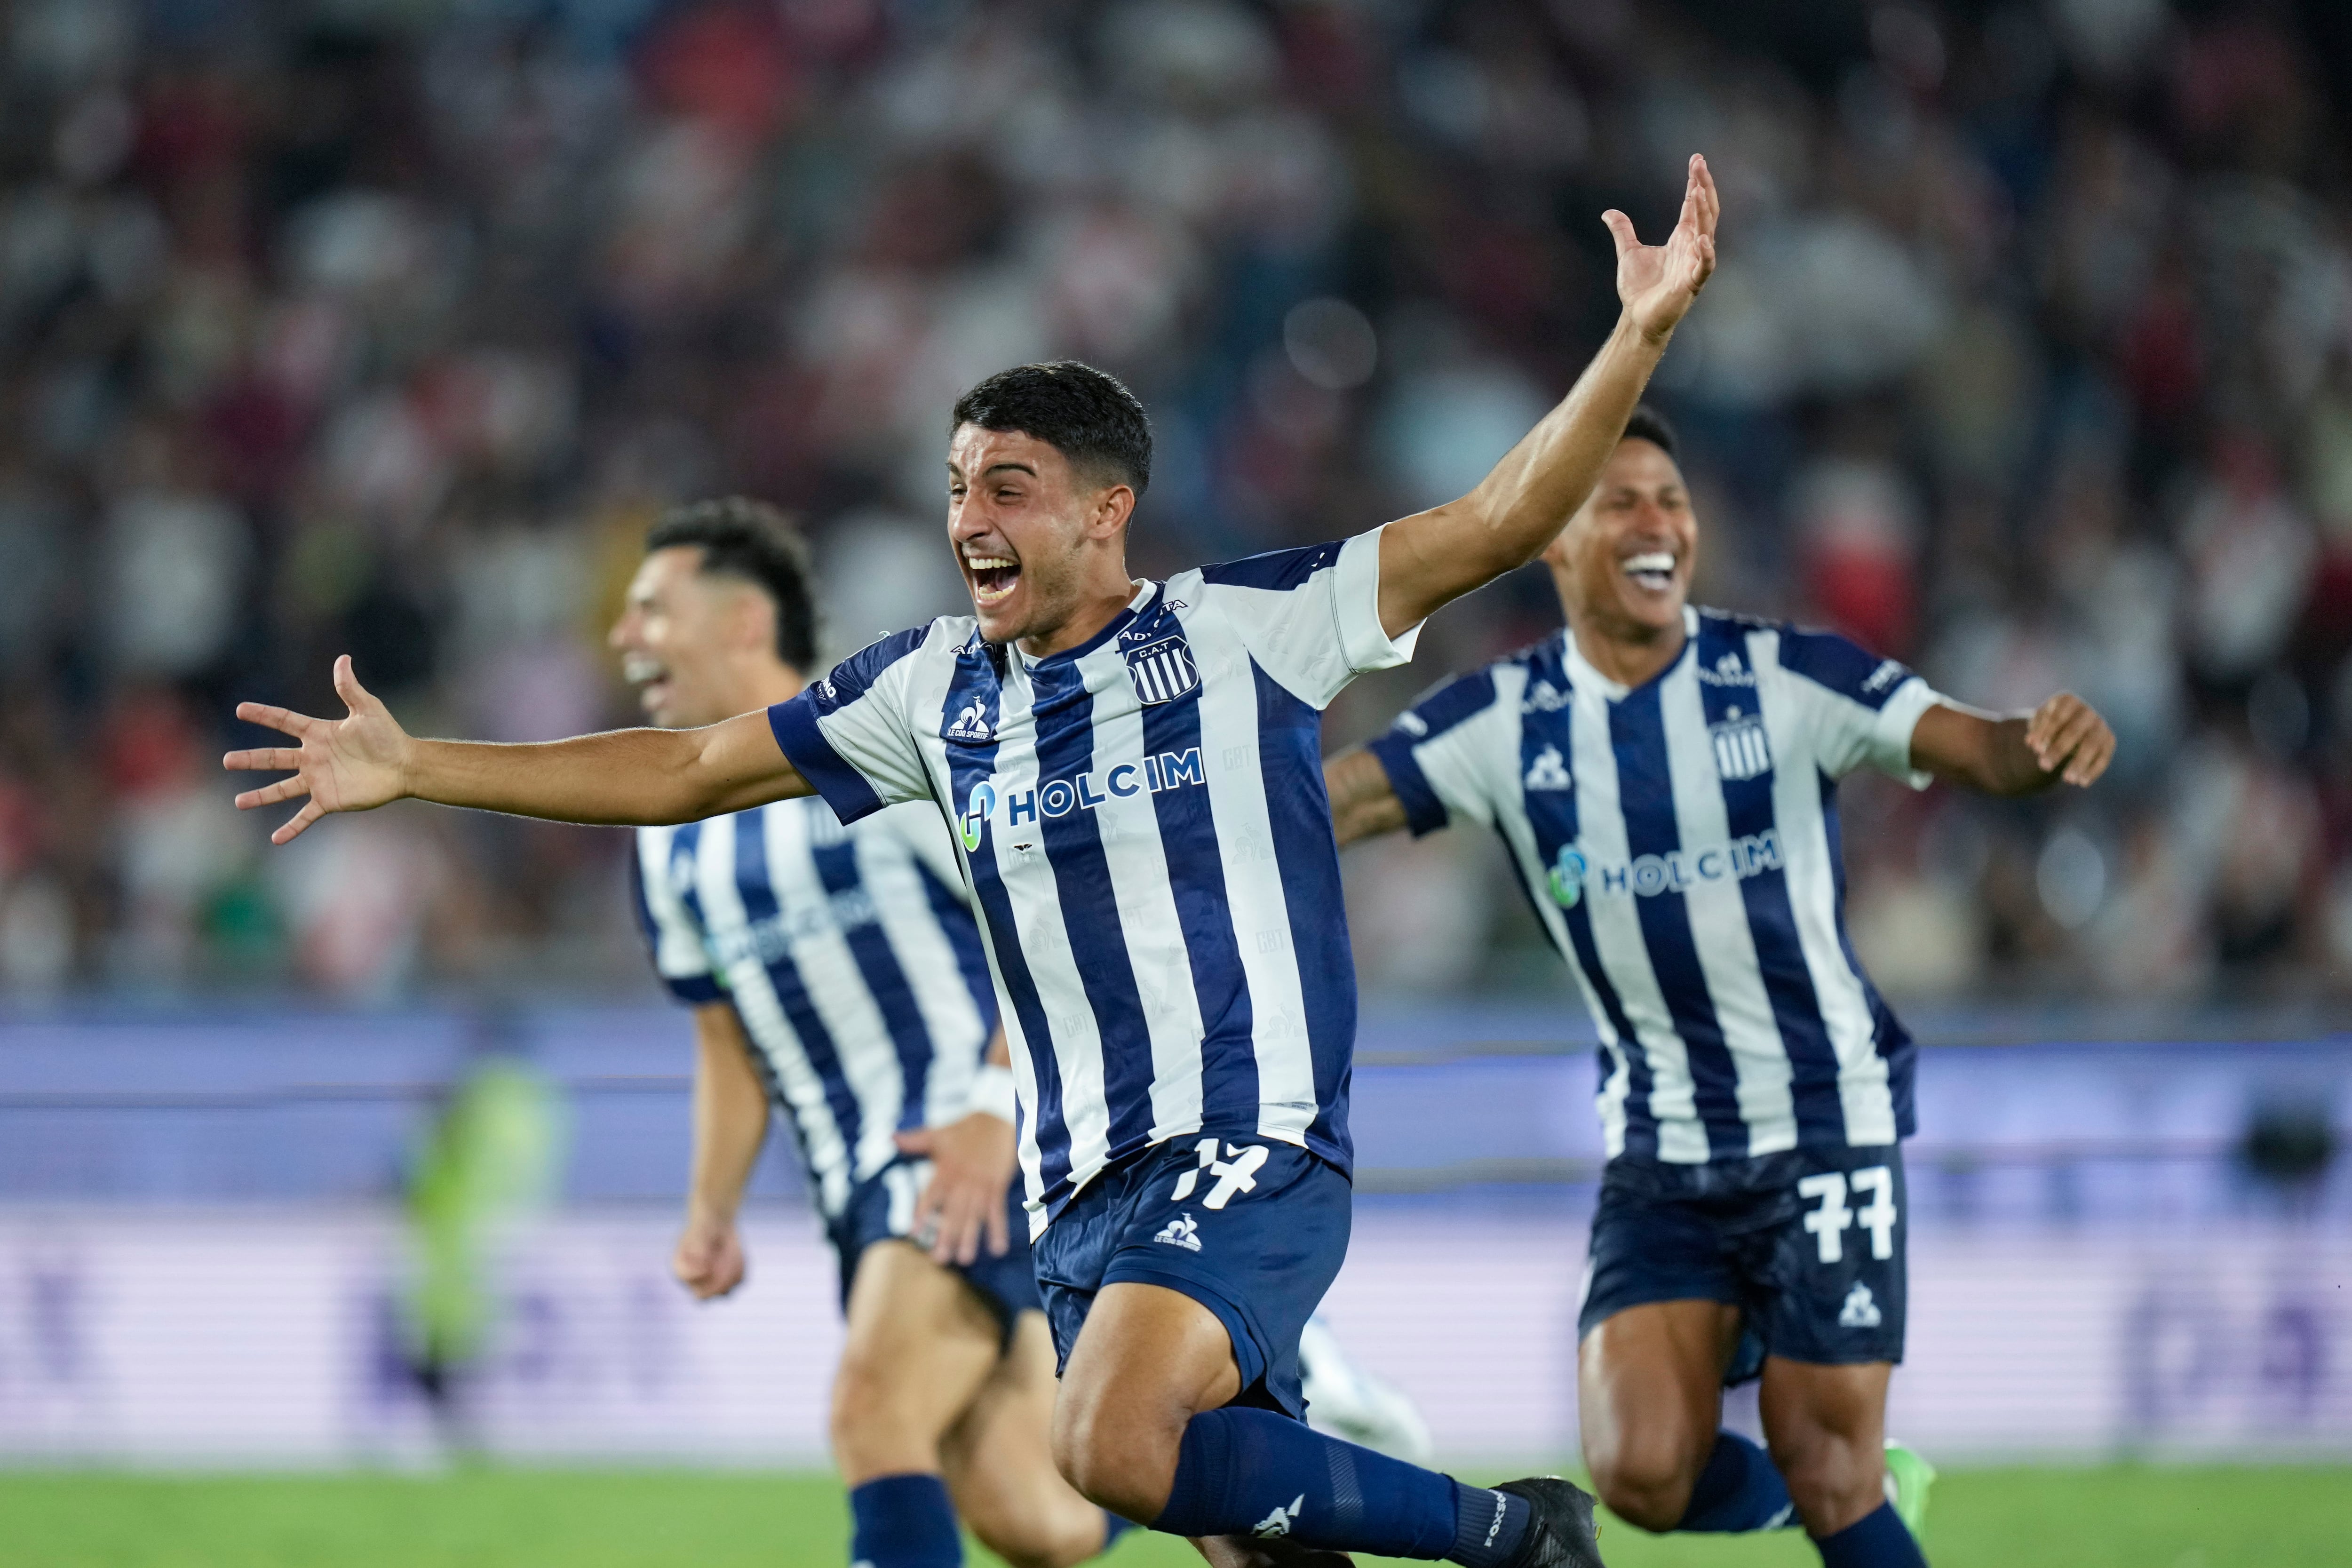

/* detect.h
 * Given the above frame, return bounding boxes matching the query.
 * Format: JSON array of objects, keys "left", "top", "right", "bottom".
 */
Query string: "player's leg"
[
  {"left": 833, "top": 1237, "right": 1002, "bottom": 1568},
  {"left": 1574, "top": 1162, "right": 1794, "bottom": 1536},
  {"left": 1758, "top": 1359, "right": 1921, "bottom": 1567},
  {"left": 1749, "top": 1147, "right": 1922, "bottom": 1566},
  {"left": 1575, "top": 1299, "right": 1746, "bottom": 1529},
  {"left": 1041, "top": 1141, "right": 1599, "bottom": 1566},
  {"left": 940, "top": 1310, "right": 1128, "bottom": 1568}
]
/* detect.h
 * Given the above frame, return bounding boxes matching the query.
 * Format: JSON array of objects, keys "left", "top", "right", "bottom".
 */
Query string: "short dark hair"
[
  {"left": 1621, "top": 404, "right": 1679, "bottom": 462},
  {"left": 950, "top": 360, "right": 1152, "bottom": 494},
  {"left": 644, "top": 497, "right": 819, "bottom": 671}
]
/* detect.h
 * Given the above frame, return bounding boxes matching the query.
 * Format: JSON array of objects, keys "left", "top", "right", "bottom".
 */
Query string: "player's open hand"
[
  {"left": 673, "top": 1211, "right": 747, "bottom": 1299},
  {"left": 2026, "top": 691, "right": 2115, "bottom": 788},
  {"left": 1608, "top": 153, "right": 1719, "bottom": 345},
  {"left": 224, "top": 655, "right": 412, "bottom": 844},
  {"left": 894, "top": 1111, "right": 1016, "bottom": 1266}
]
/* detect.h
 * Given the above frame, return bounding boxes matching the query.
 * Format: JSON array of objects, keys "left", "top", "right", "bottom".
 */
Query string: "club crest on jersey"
[
  {"left": 1123, "top": 637, "right": 1200, "bottom": 705},
  {"left": 1709, "top": 706, "right": 1772, "bottom": 781}
]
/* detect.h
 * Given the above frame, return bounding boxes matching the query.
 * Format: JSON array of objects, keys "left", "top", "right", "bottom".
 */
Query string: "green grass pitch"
[{"left": 0, "top": 1466, "right": 2341, "bottom": 1567}]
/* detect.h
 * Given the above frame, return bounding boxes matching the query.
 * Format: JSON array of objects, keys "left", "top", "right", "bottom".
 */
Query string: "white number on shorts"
[
  {"left": 1850, "top": 1165, "right": 1897, "bottom": 1260},
  {"left": 1169, "top": 1138, "right": 1270, "bottom": 1211},
  {"left": 1798, "top": 1167, "right": 1896, "bottom": 1264}
]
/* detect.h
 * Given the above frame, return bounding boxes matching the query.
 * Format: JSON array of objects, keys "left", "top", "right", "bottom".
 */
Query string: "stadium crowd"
[{"left": 0, "top": 0, "right": 2345, "bottom": 1002}]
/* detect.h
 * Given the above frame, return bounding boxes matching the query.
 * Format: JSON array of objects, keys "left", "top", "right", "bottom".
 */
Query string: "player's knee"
[
  {"left": 1769, "top": 1433, "right": 1881, "bottom": 1533},
  {"left": 1588, "top": 1437, "right": 1704, "bottom": 1533},
  {"left": 1049, "top": 1382, "right": 1177, "bottom": 1523},
  {"left": 829, "top": 1349, "right": 930, "bottom": 1472}
]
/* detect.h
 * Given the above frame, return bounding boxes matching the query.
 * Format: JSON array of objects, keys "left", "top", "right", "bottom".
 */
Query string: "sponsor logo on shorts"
[
  {"left": 1154, "top": 1212, "right": 1201, "bottom": 1252},
  {"left": 1839, "top": 1282, "right": 1883, "bottom": 1329}
]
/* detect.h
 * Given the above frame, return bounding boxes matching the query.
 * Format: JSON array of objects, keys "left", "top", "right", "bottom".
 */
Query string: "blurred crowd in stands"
[{"left": 0, "top": 0, "right": 2347, "bottom": 1005}]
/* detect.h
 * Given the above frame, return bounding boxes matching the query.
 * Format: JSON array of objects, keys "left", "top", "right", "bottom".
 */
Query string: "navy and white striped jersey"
[
  {"left": 632, "top": 797, "right": 999, "bottom": 1218},
  {"left": 1367, "top": 608, "right": 1944, "bottom": 1164},
  {"left": 767, "top": 531, "right": 1422, "bottom": 1232}
]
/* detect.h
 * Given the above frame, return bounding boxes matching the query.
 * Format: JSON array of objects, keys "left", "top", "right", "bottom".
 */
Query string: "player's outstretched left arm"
[
  {"left": 1910, "top": 692, "right": 2115, "bottom": 795},
  {"left": 1375, "top": 154, "right": 1719, "bottom": 638},
  {"left": 225, "top": 654, "right": 812, "bottom": 844}
]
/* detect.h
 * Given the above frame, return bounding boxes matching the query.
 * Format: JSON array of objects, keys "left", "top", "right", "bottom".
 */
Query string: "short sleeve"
[
  {"left": 1772, "top": 628, "right": 1943, "bottom": 788},
  {"left": 1364, "top": 666, "right": 1511, "bottom": 836},
  {"left": 768, "top": 627, "right": 936, "bottom": 823},
  {"left": 1197, "top": 527, "right": 1424, "bottom": 709},
  {"left": 631, "top": 830, "right": 723, "bottom": 1005}
]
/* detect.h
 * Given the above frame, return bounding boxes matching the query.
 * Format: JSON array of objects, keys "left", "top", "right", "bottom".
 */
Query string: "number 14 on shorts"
[
  {"left": 1798, "top": 1166, "right": 1897, "bottom": 1263},
  {"left": 1169, "top": 1138, "right": 1270, "bottom": 1210}
]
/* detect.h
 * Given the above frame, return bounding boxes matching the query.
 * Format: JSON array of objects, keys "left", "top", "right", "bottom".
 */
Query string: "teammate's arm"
[
  {"left": 673, "top": 1002, "right": 771, "bottom": 1301},
  {"left": 1326, "top": 747, "right": 1410, "bottom": 848},
  {"left": 225, "top": 654, "right": 810, "bottom": 844},
  {"left": 1909, "top": 693, "right": 2115, "bottom": 795},
  {"left": 1375, "top": 156, "right": 1718, "bottom": 638},
  {"left": 892, "top": 1026, "right": 1018, "bottom": 1266}
]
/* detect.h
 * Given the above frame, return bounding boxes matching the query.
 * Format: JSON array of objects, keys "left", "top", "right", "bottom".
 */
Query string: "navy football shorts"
[
  {"left": 827, "top": 1157, "right": 1042, "bottom": 1344},
  {"left": 1578, "top": 1143, "right": 1907, "bottom": 1379},
  {"left": 1030, "top": 1135, "right": 1351, "bottom": 1420}
]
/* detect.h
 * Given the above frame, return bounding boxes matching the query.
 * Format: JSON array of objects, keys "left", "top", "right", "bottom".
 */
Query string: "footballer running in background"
[
  {"left": 1325, "top": 408, "right": 2115, "bottom": 1568},
  {"left": 228, "top": 154, "right": 1721, "bottom": 1568},
  {"left": 610, "top": 498, "right": 1116, "bottom": 1568}
]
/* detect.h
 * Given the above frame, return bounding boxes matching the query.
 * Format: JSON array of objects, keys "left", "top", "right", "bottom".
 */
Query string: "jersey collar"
[
  {"left": 1560, "top": 605, "right": 1699, "bottom": 702},
  {"left": 1007, "top": 579, "right": 1160, "bottom": 674}
]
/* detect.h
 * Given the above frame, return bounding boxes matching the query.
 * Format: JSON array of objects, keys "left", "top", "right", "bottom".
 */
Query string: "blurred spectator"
[{"left": 0, "top": 0, "right": 2344, "bottom": 1003}]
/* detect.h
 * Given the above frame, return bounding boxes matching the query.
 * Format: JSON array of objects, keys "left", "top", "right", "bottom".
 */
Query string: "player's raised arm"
[
  {"left": 1325, "top": 747, "right": 1409, "bottom": 848},
  {"left": 225, "top": 653, "right": 811, "bottom": 844},
  {"left": 1376, "top": 154, "right": 1718, "bottom": 638},
  {"left": 1909, "top": 692, "right": 2116, "bottom": 795}
]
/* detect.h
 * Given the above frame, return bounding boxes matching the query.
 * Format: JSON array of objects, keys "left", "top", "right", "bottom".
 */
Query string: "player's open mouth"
[
  {"left": 620, "top": 653, "right": 669, "bottom": 705},
  {"left": 1621, "top": 551, "right": 1677, "bottom": 593},
  {"left": 966, "top": 554, "right": 1021, "bottom": 608}
]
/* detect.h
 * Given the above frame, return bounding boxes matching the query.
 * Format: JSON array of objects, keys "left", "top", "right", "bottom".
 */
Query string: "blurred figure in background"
[
  {"left": 1328, "top": 409, "right": 2115, "bottom": 1568},
  {"left": 401, "top": 1036, "right": 565, "bottom": 1455}
]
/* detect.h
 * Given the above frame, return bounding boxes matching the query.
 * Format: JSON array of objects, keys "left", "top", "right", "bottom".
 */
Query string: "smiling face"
[
  {"left": 1542, "top": 437, "right": 1697, "bottom": 650},
  {"left": 946, "top": 423, "right": 1137, "bottom": 652},
  {"left": 607, "top": 546, "right": 786, "bottom": 729}
]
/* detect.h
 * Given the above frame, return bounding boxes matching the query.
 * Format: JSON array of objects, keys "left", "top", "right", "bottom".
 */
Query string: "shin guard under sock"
[
  {"left": 1678, "top": 1431, "right": 1796, "bottom": 1532},
  {"left": 848, "top": 1473, "right": 962, "bottom": 1568},
  {"left": 1152, "top": 1405, "right": 1522, "bottom": 1562},
  {"left": 1811, "top": 1501, "right": 1927, "bottom": 1568}
]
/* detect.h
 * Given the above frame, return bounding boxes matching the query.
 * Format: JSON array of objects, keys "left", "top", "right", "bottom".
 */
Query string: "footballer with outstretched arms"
[
  {"left": 1324, "top": 408, "right": 2115, "bottom": 1568},
  {"left": 611, "top": 498, "right": 1119, "bottom": 1568},
  {"left": 228, "top": 155, "right": 1721, "bottom": 1568}
]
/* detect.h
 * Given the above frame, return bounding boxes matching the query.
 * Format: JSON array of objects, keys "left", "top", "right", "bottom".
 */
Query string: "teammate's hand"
[
  {"left": 223, "top": 655, "right": 413, "bottom": 844},
  {"left": 2026, "top": 691, "right": 2115, "bottom": 788},
  {"left": 894, "top": 1112, "right": 1016, "bottom": 1266},
  {"left": 673, "top": 1211, "right": 747, "bottom": 1299},
  {"left": 1607, "top": 154, "right": 1719, "bottom": 345}
]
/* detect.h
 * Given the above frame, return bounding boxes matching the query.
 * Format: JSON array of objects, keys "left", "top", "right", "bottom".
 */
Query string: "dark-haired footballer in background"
[
  {"left": 230, "top": 156, "right": 1723, "bottom": 1568},
  {"left": 1326, "top": 410, "right": 2115, "bottom": 1568},
  {"left": 611, "top": 499, "right": 1123, "bottom": 1568}
]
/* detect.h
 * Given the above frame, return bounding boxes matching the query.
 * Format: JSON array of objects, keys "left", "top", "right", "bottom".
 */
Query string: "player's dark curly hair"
[
  {"left": 950, "top": 360, "right": 1152, "bottom": 495},
  {"left": 645, "top": 497, "right": 820, "bottom": 671},
  {"left": 1622, "top": 404, "right": 1679, "bottom": 462}
]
